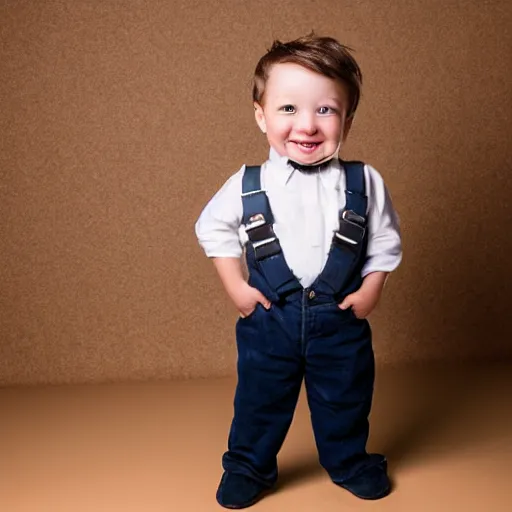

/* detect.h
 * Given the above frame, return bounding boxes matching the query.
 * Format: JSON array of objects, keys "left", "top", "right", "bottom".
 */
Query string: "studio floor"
[{"left": 1, "top": 361, "right": 511, "bottom": 512}]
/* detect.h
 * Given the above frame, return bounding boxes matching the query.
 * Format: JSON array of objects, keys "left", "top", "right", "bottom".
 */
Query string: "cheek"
[
  {"left": 325, "top": 119, "right": 343, "bottom": 140},
  {"left": 265, "top": 128, "right": 289, "bottom": 157},
  {"left": 267, "top": 121, "right": 291, "bottom": 142}
]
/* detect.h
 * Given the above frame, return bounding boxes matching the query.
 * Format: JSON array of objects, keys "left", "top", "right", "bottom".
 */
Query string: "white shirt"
[{"left": 195, "top": 147, "right": 402, "bottom": 287}]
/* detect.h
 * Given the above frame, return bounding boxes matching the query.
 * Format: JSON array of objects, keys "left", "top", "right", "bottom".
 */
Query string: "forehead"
[{"left": 264, "top": 62, "right": 347, "bottom": 103}]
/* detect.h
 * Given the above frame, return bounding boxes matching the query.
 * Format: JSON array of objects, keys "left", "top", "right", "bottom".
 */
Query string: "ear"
[
  {"left": 342, "top": 116, "right": 354, "bottom": 141},
  {"left": 254, "top": 102, "right": 267, "bottom": 134}
]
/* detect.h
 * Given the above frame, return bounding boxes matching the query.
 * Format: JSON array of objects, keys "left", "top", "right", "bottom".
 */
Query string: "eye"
[
  {"left": 280, "top": 105, "right": 296, "bottom": 113},
  {"left": 318, "top": 106, "right": 335, "bottom": 115}
]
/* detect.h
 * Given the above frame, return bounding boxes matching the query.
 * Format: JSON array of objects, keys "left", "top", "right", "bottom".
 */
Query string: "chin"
[
  {"left": 292, "top": 156, "right": 319, "bottom": 165},
  {"left": 289, "top": 149, "right": 328, "bottom": 165}
]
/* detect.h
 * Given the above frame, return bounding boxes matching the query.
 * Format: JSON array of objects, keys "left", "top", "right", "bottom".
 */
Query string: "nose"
[{"left": 295, "top": 111, "right": 317, "bottom": 135}]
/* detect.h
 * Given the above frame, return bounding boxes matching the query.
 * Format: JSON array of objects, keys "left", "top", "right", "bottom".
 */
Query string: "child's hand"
[
  {"left": 230, "top": 282, "right": 271, "bottom": 318},
  {"left": 338, "top": 289, "right": 380, "bottom": 319},
  {"left": 338, "top": 271, "right": 388, "bottom": 319},
  {"left": 212, "top": 258, "right": 272, "bottom": 318}
]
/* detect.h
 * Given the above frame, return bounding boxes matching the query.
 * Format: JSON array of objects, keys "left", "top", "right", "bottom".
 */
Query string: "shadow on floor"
[
  {"left": 274, "top": 361, "right": 512, "bottom": 487},
  {"left": 371, "top": 361, "right": 511, "bottom": 470}
]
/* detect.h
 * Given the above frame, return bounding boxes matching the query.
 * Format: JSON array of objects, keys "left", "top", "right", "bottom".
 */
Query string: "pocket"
[
  {"left": 346, "top": 305, "right": 359, "bottom": 320},
  {"left": 328, "top": 302, "right": 362, "bottom": 323},
  {"left": 342, "top": 304, "right": 364, "bottom": 321},
  {"left": 239, "top": 303, "right": 262, "bottom": 321}
]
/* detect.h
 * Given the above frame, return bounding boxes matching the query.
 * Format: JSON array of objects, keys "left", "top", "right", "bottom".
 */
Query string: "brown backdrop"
[{"left": 1, "top": 0, "right": 511, "bottom": 386}]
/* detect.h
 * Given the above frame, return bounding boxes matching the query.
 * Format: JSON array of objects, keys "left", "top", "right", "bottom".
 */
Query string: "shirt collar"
[
  {"left": 267, "top": 146, "right": 294, "bottom": 185},
  {"left": 266, "top": 146, "right": 342, "bottom": 189}
]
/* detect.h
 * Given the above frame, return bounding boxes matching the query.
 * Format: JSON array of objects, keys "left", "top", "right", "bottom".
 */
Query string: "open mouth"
[
  {"left": 293, "top": 141, "right": 321, "bottom": 148},
  {"left": 291, "top": 141, "right": 323, "bottom": 153}
]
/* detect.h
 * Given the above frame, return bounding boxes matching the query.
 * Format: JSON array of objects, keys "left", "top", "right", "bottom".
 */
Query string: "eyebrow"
[
  {"left": 272, "top": 96, "right": 344, "bottom": 108},
  {"left": 274, "top": 98, "right": 342, "bottom": 104}
]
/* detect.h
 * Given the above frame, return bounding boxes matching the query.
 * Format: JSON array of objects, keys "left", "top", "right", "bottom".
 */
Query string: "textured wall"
[{"left": 1, "top": 0, "right": 511, "bottom": 386}]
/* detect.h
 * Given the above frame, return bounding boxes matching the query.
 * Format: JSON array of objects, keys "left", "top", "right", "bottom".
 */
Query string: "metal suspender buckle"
[
  {"left": 245, "top": 213, "right": 266, "bottom": 230},
  {"left": 245, "top": 214, "right": 274, "bottom": 242},
  {"left": 244, "top": 214, "right": 281, "bottom": 259},
  {"left": 334, "top": 209, "right": 366, "bottom": 246}
]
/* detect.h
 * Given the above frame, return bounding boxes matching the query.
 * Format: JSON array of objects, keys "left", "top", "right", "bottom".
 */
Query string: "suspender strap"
[
  {"left": 315, "top": 161, "right": 368, "bottom": 296},
  {"left": 241, "top": 166, "right": 274, "bottom": 224},
  {"left": 241, "top": 165, "right": 302, "bottom": 296},
  {"left": 343, "top": 160, "right": 367, "bottom": 215}
]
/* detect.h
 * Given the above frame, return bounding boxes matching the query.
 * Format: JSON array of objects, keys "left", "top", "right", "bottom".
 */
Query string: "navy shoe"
[
  {"left": 336, "top": 459, "right": 391, "bottom": 500},
  {"left": 216, "top": 471, "right": 270, "bottom": 509}
]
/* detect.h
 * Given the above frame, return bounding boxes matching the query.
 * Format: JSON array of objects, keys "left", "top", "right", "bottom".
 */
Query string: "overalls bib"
[{"left": 222, "top": 161, "right": 385, "bottom": 487}]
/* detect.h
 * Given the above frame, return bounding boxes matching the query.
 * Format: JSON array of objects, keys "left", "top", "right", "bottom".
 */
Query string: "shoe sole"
[
  {"left": 340, "top": 483, "right": 391, "bottom": 500},
  {"left": 217, "top": 488, "right": 272, "bottom": 509}
]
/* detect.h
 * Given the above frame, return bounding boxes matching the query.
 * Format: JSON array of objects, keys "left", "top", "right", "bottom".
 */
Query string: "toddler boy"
[{"left": 195, "top": 34, "right": 402, "bottom": 509}]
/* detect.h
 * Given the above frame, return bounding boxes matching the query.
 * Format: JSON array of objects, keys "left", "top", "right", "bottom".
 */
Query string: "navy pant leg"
[
  {"left": 304, "top": 304, "right": 380, "bottom": 482},
  {"left": 222, "top": 302, "right": 303, "bottom": 487}
]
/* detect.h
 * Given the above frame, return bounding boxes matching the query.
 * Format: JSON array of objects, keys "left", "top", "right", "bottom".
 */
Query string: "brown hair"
[{"left": 253, "top": 34, "right": 363, "bottom": 119}]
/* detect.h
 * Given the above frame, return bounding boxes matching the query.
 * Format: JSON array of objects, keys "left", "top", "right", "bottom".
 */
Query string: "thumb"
[
  {"left": 339, "top": 294, "right": 354, "bottom": 310},
  {"left": 256, "top": 292, "right": 272, "bottom": 309}
]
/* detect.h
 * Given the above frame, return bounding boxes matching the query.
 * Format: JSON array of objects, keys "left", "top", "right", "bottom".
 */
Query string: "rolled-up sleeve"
[
  {"left": 362, "top": 165, "right": 403, "bottom": 277},
  {"left": 195, "top": 166, "right": 245, "bottom": 258}
]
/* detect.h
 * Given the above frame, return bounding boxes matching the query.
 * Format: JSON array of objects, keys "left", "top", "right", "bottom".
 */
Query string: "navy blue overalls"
[{"left": 222, "top": 161, "right": 385, "bottom": 488}]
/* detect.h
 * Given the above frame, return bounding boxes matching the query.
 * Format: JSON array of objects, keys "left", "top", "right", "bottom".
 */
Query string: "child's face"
[{"left": 254, "top": 63, "right": 352, "bottom": 165}]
